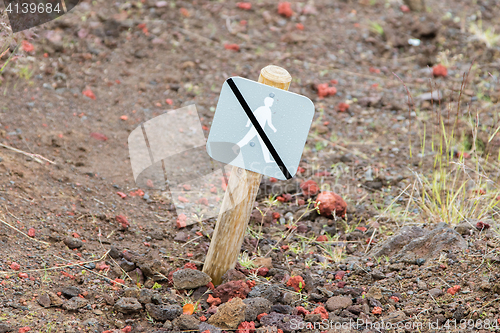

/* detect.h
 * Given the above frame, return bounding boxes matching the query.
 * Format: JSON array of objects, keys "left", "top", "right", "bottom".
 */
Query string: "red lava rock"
[
  {"left": 114, "top": 278, "right": 125, "bottom": 285},
  {"left": 311, "top": 306, "right": 328, "bottom": 320},
  {"left": 61, "top": 271, "right": 75, "bottom": 279},
  {"left": 277, "top": 193, "right": 293, "bottom": 203},
  {"left": 476, "top": 221, "right": 490, "bottom": 230},
  {"left": 200, "top": 315, "right": 207, "bottom": 321},
  {"left": 90, "top": 132, "right": 108, "bottom": 141},
  {"left": 207, "top": 305, "right": 217, "bottom": 315},
  {"left": 28, "top": 228, "right": 35, "bottom": 237},
  {"left": 457, "top": 151, "right": 471, "bottom": 159},
  {"left": 224, "top": 43, "right": 240, "bottom": 51},
  {"left": 372, "top": 306, "right": 382, "bottom": 315},
  {"left": 401, "top": 4, "right": 410, "bottom": 12},
  {"left": 207, "top": 294, "right": 222, "bottom": 306},
  {"left": 201, "top": 331, "right": 210, "bottom": 333},
  {"left": 237, "top": 2, "right": 251, "bottom": 10},
  {"left": 129, "top": 189, "right": 144, "bottom": 197},
  {"left": 447, "top": 285, "right": 461, "bottom": 295},
  {"left": 166, "top": 268, "right": 180, "bottom": 286},
  {"left": 19, "top": 327, "right": 31, "bottom": 333},
  {"left": 335, "top": 271, "right": 345, "bottom": 280},
  {"left": 473, "top": 188, "right": 486, "bottom": 195},
  {"left": 237, "top": 321, "right": 256, "bottom": 333},
  {"left": 213, "top": 280, "right": 251, "bottom": 303},
  {"left": 369, "top": 67, "right": 381, "bottom": 74},
  {"left": 182, "top": 184, "right": 192, "bottom": 191},
  {"left": 257, "top": 313, "right": 267, "bottom": 321},
  {"left": 166, "top": 98, "right": 173, "bottom": 105},
  {"left": 183, "top": 262, "right": 197, "bottom": 270},
  {"left": 121, "top": 326, "right": 132, "bottom": 333},
  {"left": 206, "top": 282, "right": 215, "bottom": 290},
  {"left": 82, "top": 89, "right": 96, "bottom": 100},
  {"left": 286, "top": 276, "right": 305, "bottom": 292},
  {"left": 297, "top": 199, "right": 305, "bottom": 205},
  {"left": 98, "top": 262, "right": 110, "bottom": 270},
  {"left": 317, "top": 83, "right": 337, "bottom": 98},
  {"left": 19, "top": 272, "right": 29, "bottom": 279},
  {"left": 281, "top": 245, "right": 289, "bottom": 250},
  {"left": 356, "top": 226, "right": 367, "bottom": 232},
  {"left": 300, "top": 180, "right": 319, "bottom": 197},
  {"left": 315, "top": 192, "right": 347, "bottom": 218},
  {"left": 272, "top": 212, "right": 281, "bottom": 220},
  {"left": 296, "top": 23, "right": 304, "bottom": 30},
  {"left": 296, "top": 306, "right": 309, "bottom": 316},
  {"left": 137, "top": 23, "right": 148, "bottom": 35},
  {"left": 176, "top": 213, "right": 187, "bottom": 228},
  {"left": 316, "top": 235, "right": 328, "bottom": 242},
  {"left": 197, "top": 197, "right": 209, "bottom": 205},
  {"left": 433, "top": 64, "right": 448, "bottom": 77},
  {"left": 246, "top": 280, "right": 256, "bottom": 289},
  {"left": 365, "top": 238, "right": 377, "bottom": 245},
  {"left": 256, "top": 267, "right": 269, "bottom": 276},
  {"left": 116, "top": 192, "right": 127, "bottom": 199},
  {"left": 10, "top": 262, "right": 20, "bottom": 271},
  {"left": 390, "top": 296, "right": 399, "bottom": 302},
  {"left": 178, "top": 196, "right": 189, "bottom": 203},
  {"left": 115, "top": 215, "right": 130, "bottom": 229},
  {"left": 337, "top": 281, "right": 346, "bottom": 288},
  {"left": 297, "top": 166, "right": 306, "bottom": 173},
  {"left": 337, "top": 102, "right": 350, "bottom": 112},
  {"left": 278, "top": 2, "right": 293, "bottom": 17},
  {"left": 22, "top": 40, "right": 34, "bottom": 52}
]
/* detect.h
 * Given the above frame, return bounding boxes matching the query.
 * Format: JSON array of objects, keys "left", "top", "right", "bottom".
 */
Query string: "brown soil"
[{"left": 1, "top": 0, "right": 500, "bottom": 332}]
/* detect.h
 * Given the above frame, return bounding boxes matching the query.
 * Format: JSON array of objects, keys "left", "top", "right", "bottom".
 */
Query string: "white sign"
[{"left": 207, "top": 77, "right": 314, "bottom": 180}]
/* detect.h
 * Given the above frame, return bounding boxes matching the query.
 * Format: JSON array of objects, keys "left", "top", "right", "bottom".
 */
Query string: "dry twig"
[{"left": 0, "top": 142, "right": 56, "bottom": 165}]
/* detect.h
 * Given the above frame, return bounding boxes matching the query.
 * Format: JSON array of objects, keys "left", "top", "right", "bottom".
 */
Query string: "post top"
[{"left": 259, "top": 65, "right": 292, "bottom": 90}]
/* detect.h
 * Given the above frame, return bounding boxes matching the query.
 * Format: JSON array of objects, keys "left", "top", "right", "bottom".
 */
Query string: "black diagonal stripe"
[{"left": 226, "top": 78, "right": 292, "bottom": 180}]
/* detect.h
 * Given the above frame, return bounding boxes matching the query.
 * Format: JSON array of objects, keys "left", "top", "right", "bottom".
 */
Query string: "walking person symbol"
[{"left": 235, "top": 94, "right": 277, "bottom": 163}]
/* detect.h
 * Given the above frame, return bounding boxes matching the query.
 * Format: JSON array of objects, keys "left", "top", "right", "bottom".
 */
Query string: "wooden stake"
[{"left": 203, "top": 65, "right": 292, "bottom": 285}]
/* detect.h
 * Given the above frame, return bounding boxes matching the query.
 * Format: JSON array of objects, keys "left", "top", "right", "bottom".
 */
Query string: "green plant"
[
  {"left": 0, "top": 45, "right": 14, "bottom": 72},
  {"left": 317, "top": 241, "right": 345, "bottom": 264},
  {"left": 469, "top": 20, "right": 500, "bottom": 48},
  {"left": 315, "top": 141, "right": 327, "bottom": 151},
  {"left": 304, "top": 257, "right": 315, "bottom": 269},
  {"left": 369, "top": 22, "right": 384, "bottom": 36},
  {"left": 411, "top": 148, "right": 500, "bottom": 226},
  {"left": 393, "top": 62, "right": 500, "bottom": 228},
  {"left": 18, "top": 65, "right": 34, "bottom": 81},
  {"left": 46, "top": 323, "right": 54, "bottom": 333},
  {"left": 238, "top": 252, "right": 256, "bottom": 269}
]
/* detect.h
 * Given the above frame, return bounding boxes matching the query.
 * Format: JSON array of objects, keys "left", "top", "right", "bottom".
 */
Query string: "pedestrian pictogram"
[{"left": 206, "top": 76, "right": 314, "bottom": 180}]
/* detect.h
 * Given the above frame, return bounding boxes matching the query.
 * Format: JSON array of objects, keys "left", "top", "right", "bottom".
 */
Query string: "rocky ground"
[{"left": 1, "top": 0, "right": 500, "bottom": 332}]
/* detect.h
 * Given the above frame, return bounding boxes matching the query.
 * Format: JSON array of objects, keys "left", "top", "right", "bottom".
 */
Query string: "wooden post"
[{"left": 203, "top": 65, "right": 292, "bottom": 285}]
